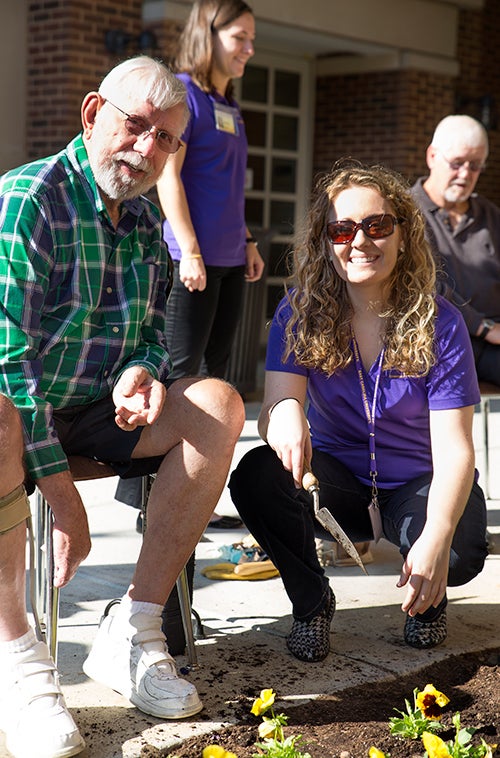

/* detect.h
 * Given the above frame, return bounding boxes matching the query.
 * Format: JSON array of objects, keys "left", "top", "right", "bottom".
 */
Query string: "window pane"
[
  {"left": 270, "top": 200, "right": 295, "bottom": 235},
  {"left": 243, "top": 109, "right": 267, "bottom": 147},
  {"left": 273, "top": 115, "right": 298, "bottom": 151},
  {"left": 274, "top": 70, "right": 300, "bottom": 107},
  {"left": 271, "top": 158, "right": 296, "bottom": 193},
  {"left": 245, "top": 198, "right": 264, "bottom": 228},
  {"left": 242, "top": 65, "right": 268, "bottom": 103},
  {"left": 247, "top": 154, "right": 265, "bottom": 191}
]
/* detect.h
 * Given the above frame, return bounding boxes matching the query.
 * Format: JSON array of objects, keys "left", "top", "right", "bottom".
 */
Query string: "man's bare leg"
[
  {"left": 129, "top": 377, "right": 245, "bottom": 604},
  {"left": 0, "top": 395, "right": 85, "bottom": 757},
  {"left": 83, "top": 377, "right": 245, "bottom": 719},
  {"left": 0, "top": 395, "right": 29, "bottom": 641}
]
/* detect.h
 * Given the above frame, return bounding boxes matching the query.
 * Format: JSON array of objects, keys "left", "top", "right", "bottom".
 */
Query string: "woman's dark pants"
[{"left": 229, "top": 445, "right": 488, "bottom": 623}]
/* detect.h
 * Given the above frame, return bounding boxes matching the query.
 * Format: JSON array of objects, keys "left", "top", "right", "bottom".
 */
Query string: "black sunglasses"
[{"left": 326, "top": 213, "right": 401, "bottom": 244}]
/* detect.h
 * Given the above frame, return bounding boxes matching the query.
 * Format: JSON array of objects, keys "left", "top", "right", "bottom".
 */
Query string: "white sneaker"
[
  {"left": 83, "top": 610, "right": 203, "bottom": 719},
  {"left": 0, "top": 640, "right": 85, "bottom": 758}
]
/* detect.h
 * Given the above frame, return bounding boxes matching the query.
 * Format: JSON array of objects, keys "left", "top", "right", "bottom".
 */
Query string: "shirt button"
[
  {"left": 112, "top": 327, "right": 119, "bottom": 333},
  {"left": 106, "top": 287, "right": 113, "bottom": 294},
  {"left": 104, "top": 370, "right": 109, "bottom": 377}
]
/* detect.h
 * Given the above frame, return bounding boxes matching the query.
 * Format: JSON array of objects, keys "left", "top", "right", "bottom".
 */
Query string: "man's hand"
[
  {"left": 36, "top": 471, "right": 92, "bottom": 588},
  {"left": 113, "top": 365, "right": 166, "bottom": 431}
]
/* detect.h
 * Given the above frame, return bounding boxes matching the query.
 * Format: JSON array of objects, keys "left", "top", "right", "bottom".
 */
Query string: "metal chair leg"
[
  {"left": 176, "top": 566, "right": 199, "bottom": 670},
  {"left": 30, "top": 491, "right": 59, "bottom": 663},
  {"left": 45, "top": 504, "right": 60, "bottom": 665},
  {"left": 33, "top": 489, "right": 47, "bottom": 620},
  {"left": 482, "top": 397, "right": 490, "bottom": 500}
]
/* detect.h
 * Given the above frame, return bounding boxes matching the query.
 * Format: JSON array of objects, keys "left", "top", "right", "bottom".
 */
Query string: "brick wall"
[
  {"left": 457, "top": 0, "right": 500, "bottom": 202},
  {"left": 314, "top": 69, "right": 454, "bottom": 184},
  {"left": 27, "top": 0, "right": 500, "bottom": 204},
  {"left": 27, "top": 0, "right": 143, "bottom": 161},
  {"left": 313, "top": 0, "right": 500, "bottom": 205}
]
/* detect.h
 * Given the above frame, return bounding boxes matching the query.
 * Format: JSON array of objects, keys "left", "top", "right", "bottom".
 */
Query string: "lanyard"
[{"left": 352, "top": 336, "right": 385, "bottom": 540}]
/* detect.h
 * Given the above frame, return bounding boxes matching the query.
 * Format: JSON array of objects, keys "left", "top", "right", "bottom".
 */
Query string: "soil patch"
[{"left": 165, "top": 648, "right": 499, "bottom": 757}]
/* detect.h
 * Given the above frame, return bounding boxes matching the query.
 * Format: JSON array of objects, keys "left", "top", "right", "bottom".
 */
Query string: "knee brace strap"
[{"left": 0, "top": 485, "right": 31, "bottom": 533}]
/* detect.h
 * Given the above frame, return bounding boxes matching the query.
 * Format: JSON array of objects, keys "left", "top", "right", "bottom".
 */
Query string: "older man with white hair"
[
  {"left": 0, "top": 56, "right": 245, "bottom": 758},
  {"left": 412, "top": 114, "right": 500, "bottom": 384}
]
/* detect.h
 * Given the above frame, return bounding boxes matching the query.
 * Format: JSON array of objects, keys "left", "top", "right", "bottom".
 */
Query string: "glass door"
[{"left": 236, "top": 51, "right": 314, "bottom": 342}]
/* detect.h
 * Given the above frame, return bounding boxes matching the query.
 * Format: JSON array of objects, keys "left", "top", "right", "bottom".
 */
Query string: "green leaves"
[
  {"left": 389, "top": 688, "right": 445, "bottom": 740},
  {"left": 385, "top": 686, "right": 496, "bottom": 758},
  {"left": 250, "top": 689, "right": 311, "bottom": 758}
]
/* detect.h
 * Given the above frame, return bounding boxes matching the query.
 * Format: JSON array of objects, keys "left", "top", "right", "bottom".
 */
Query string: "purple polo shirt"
[
  {"left": 265, "top": 294, "right": 480, "bottom": 488},
  {"left": 162, "top": 73, "right": 248, "bottom": 267}
]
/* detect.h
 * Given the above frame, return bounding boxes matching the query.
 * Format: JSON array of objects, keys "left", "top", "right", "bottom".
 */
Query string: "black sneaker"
[
  {"left": 286, "top": 587, "right": 336, "bottom": 662},
  {"left": 206, "top": 515, "right": 243, "bottom": 530},
  {"left": 404, "top": 608, "right": 447, "bottom": 648}
]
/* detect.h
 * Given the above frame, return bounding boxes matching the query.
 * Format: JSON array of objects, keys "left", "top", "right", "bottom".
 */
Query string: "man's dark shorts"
[{"left": 25, "top": 395, "right": 164, "bottom": 494}]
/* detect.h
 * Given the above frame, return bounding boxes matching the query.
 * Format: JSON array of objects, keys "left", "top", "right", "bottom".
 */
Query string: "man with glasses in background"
[
  {"left": 412, "top": 114, "right": 500, "bottom": 385},
  {"left": 0, "top": 55, "right": 244, "bottom": 758}
]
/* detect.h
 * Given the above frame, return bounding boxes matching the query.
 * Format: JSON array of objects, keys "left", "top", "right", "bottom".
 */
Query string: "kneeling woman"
[{"left": 229, "top": 161, "right": 488, "bottom": 662}]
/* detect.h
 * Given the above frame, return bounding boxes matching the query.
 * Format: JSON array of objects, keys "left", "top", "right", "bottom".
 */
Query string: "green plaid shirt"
[{"left": 0, "top": 134, "right": 171, "bottom": 480}]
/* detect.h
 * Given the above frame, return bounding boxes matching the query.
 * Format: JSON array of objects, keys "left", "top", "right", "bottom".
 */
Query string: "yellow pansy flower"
[
  {"left": 368, "top": 747, "right": 388, "bottom": 757},
  {"left": 202, "top": 745, "right": 235, "bottom": 758},
  {"left": 422, "top": 731, "right": 452, "bottom": 758},
  {"left": 416, "top": 684, "right": 450, "bottom": 720},
  {"left": 250, "top": 688, "right": 276, "bottom": 716},
  {"left": 258, "top": 718, "right": 277, "bottom": 740}
]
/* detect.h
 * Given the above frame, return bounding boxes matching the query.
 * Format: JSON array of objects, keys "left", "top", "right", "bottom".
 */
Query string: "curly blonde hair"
[{"left": 283, "top": 161, "right": 436, "bottom": 376}]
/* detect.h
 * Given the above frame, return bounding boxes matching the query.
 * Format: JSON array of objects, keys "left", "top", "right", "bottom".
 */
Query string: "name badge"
[{"left": 213, "top": 102, "right": 240, "bottom": 135}]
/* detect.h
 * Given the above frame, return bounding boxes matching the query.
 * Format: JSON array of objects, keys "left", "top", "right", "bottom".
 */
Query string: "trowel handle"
[{"left": 302, "top": 461, "right": 319, "bottom": 493}]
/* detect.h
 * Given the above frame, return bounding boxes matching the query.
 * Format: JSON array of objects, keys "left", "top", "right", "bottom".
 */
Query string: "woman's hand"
[
  {"left": 266, "top": 397, "right": 311, "bottom": 488},
  {"left": 179, "top": 255, "right": 207, "bottom": 292},
  {"left": 397, "top": 529, "right": 450, "bottom": 616},
  {"left": 398, "top": 405, "right": 476, "bottom": 616},
  {"left": 245, "top": 242, "right": 265, "bottom": 282}
]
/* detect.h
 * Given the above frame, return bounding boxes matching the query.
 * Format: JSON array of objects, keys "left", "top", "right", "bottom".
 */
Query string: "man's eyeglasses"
[
  {"left": 438, "top": 150, "right": 486, "bottom": 173},
  {"left": 105, "top": 100, "right": 182, "bottom": 154},
  {"left": 326, "top": 213, "right": 401, "bottom": 244}
]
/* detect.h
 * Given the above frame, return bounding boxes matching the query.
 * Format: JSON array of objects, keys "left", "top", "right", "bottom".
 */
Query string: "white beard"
[
  {"left": 443, "top": 183, "right": 471, "bottom": 205},
  {"left": 92, "top": 152, "right": 155, "bottom": 201}
]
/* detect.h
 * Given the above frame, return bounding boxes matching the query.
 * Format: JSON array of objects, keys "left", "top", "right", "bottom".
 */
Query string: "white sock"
[
  {"left": 0, "top": 627, "right": 37, "bottom": 657},
  {"left": 0, "top": 628, "right": 59, "bottom": 711},
  {"left": 116, "top": 594, "right": 163, "bottom": 623},
  {"left": 113, "top": 595, "right": 174, "bottom": 667}
]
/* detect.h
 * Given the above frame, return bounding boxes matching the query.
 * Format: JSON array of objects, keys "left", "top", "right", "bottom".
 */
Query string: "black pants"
[
  {"left": 229, "top": 445, "right": 488, "bottom": 622},
  {"left": 472, "top": 336, "right": 500, "bottom": 385},
  {"left": 165, "top": 261, "right": 246, "bottom": 379}
]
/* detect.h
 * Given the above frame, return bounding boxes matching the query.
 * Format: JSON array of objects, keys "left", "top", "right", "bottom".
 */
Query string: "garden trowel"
[{"left": 302, "top": 466, "right": 368, "bottom": 576}]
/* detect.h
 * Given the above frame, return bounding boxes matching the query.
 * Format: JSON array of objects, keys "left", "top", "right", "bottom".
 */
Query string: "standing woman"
[
  {"left": 116, "top": 1, "right": 263, "bottom": 531},
  {"left": 157, "top": 0, "right": 265, "bottom": 381},
  {"left": 115, "top": 1, "right": 264, "bottom": 646},
  {"left": 229, "top": 162, "right": 488, "bottom": 662}
]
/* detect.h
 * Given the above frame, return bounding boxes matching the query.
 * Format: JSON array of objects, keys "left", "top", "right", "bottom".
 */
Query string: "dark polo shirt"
[{"left": 412, "top": 177, "right": 500, "bottom": 335}]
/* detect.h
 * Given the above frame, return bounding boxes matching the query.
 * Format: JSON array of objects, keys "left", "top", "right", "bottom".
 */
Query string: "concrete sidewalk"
[{"left": 1, "top": 402, "right": 499, "bottom": 757}]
